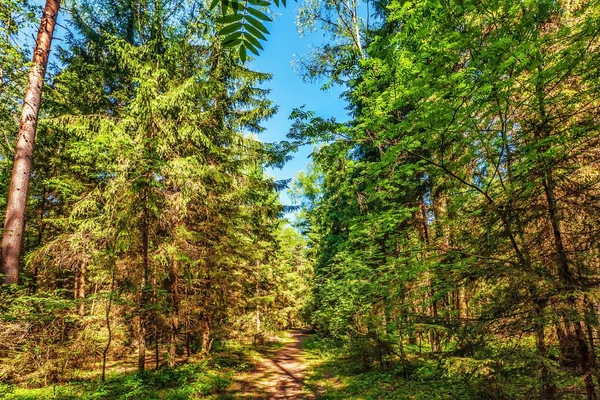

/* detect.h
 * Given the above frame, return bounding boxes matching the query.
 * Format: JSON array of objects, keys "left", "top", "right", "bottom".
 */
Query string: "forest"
[{"left": 1, "top": 0, "right": 600, "bottom": 398}]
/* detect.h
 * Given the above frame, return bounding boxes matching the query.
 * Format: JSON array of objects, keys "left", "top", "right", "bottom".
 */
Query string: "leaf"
[
  {"left": 248, "top": 0, "right": 271, "bottom": 6},
  {"left": 225, "top": 38, "right": 243, "bottom": 48},
  {"left": 209, "top": 0, "right": 220, "bottom": 10},
  {"left": 243, "top": 38, "right": 261, "bottom": 55},
  {"left": 245, "top": 15, "right": 270, "bottom": 34},
  {"left": 239, "top": 45, "right": 247, "bottom": 62},
  {"left": 222, "top": 32, "right": 243, "bottom": 47},
  {"left": 244, "top": 32, "right": 264, "bottom": 50},
  {"left": 244, "top": 23, "right": 267, "bottom": 41},
  {"left": 247, "top": 7, "right": 272, "bottom": 22},
  {"left": 216, "top": 13, "right": 244, "bottom": 24},
  {"left": 218, "top": 22, "right": 243, "bottom": 36}
]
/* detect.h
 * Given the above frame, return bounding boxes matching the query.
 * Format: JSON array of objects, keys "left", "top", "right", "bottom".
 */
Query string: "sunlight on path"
[{"left": 232, "top": 330, "right": 314, "bottom": 399}]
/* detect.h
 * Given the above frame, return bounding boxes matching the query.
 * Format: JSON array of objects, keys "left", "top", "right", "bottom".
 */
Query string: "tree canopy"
[{"left": 3, "top": 0, "right": 600, "bottom": 398}]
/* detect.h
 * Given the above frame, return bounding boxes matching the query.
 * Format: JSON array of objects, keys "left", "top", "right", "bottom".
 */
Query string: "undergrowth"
[{"left": 0, "top": 341, "right": 261, "bottom": 400}]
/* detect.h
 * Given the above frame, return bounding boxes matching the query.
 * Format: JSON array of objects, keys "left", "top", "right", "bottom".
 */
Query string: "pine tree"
[{"left": 1, "top": 0, "right": 60, "bottom": 285}]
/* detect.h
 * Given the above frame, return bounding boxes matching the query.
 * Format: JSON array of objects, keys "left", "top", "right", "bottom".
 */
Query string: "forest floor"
[
  {"left": 301, "top": 336, "right": 471, "bottom": 400},
  {"left": 2, "top": 330, "right": 472, "bottom": 399},
  {"left": 1, "top": 331, "right": 317, "bottom": 399},
  {"left": 229, "top": 329, "right": 314, "bottom": 399},
  {"left": 1, "top": 332, "right": 573, "bottom": 399}
]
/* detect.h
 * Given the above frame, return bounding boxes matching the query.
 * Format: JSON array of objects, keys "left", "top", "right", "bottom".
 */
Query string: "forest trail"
[{"left": 232, "top": 330, "right": 314, "bottom": 399}]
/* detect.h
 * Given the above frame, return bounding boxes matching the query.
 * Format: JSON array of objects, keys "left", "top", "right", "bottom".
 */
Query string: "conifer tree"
[{"left": 1, "top": 0, "right": 60, "bottom": 284}]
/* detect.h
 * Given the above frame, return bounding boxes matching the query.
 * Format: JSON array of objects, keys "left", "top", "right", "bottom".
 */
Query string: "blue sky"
[{"left": 248, "top": 6, "right": 348, "bottom": 207}]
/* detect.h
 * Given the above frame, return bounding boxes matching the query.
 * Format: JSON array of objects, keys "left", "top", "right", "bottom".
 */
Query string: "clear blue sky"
[{"left": 249, "top": 6, "right": 348, "bottom": 207}]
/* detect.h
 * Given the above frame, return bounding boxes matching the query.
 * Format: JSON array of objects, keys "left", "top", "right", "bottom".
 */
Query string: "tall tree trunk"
[
  {"left": 541, "top": 163, "right": 594, "bottom": 398},
  {"left": 169, "top": 320, "right": 177, "bottom": 367},
  {"left": 255, "top": 278, "right": 261, "bottom": 334},
  {"left": 256, "top": 307, "right": 261, "bottom": 334},
  {"left": 185, "top": 326, "right": 191, "bottom": 358},
  {"left": 168, "top": 262, "right": 179, "bottom": 367},
  {"left": 78, "top": 264, "right": 86, "bottom": 316},
  {"left": 102, "top": 263, "right": 116, "bottom": 382},
  {"left": 184, "top": 283, "right": 191, "bottom": 358},
  {"left": 154, "top": 327, "right": 159, "bottom": 370},
  {"left": 533, "top": 298, "right": 556, "bottom": 399},
  {"left": 419, "top": 195, "right": 441, "bottom": 352},
  {"left": 138, "top": 315, "right": 146, "bottom": 374},
  {"left": 543, "top": 172, "right": 595, "bottom": 398},
  {"left": 138, "top": 195, "right": 150, "bottom": 374},
  {"left": 533, "top": 65, "right": 595, "bottom": 397},
  {"left": 1, "top": 0, "right": 60, "bottom": 285},
  {"left": 584, "top": 297, "right": 600, "bottom": 386},
  {"left": 201, "top": 318, "right": 211, "bottom": 353}
]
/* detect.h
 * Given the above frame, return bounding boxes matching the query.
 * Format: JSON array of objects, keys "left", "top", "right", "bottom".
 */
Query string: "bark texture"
[{"left": 1, "top": 0, "right": 61, "bottom": 285}]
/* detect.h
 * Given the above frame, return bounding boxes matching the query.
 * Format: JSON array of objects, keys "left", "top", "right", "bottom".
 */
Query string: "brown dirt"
[{"left": 231, "top": 330, "right": 315, "bottom": 399}]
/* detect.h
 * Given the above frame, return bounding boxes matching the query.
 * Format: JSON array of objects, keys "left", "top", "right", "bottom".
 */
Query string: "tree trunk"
[
  {"left": 185, "top": 328, "right": 191, "bottom": 358},
  {"left": 138, "top": 196, "right": 150, "bottom": 374},
  {"left": 1, "top": 0, "right": 61, "bottom": 285},
  {"left": 169, "top": 320, "right": 177, "bottom": 367},
  {"left": 138, "top": 320, "right": 146, "bottom": 373},
  {"left": 419, "top": 195, "right": 441, "bottom": 352},
  {"left": 584, "top": 297, "right": 600, "bottom": 384},
  {"left": 201, "top": 318, "right": 211, "bottom": 353},
  {"left": 101, "top": 265, "right": 116, "bottom": 382},
  {"left": 78, "top": 264, "right": 86, "bottom": 316},
  {"left": 256, "top": 307, "right": 261, "bottom": 334},
  {"left": 255, "top": 279, "right": 261, "bottom": 334},
  {"left": 168, "top": 261, "right": 179, "bottom": 367},
  {"left": 542, "top": 173, "right": 595, "bottom": 398},
  {"left": 155, "top": 327, "right": 159, "bottom": 370},
  {"left": 534, "top": 299, "right": 556, "bottom": 399}
]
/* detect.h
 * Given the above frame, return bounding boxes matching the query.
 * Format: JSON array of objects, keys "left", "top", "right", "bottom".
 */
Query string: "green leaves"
[
  {"left": 246, "top": 7, "right": 272, "bottom": 22},
  {"left": 216, "top": 13, "right": 244, "bottom": 24},
  {"left": 244, "top": 14, "right": 270, "bottom": 34},
  {"left": 244, "top": 23, "right": 267, "bottom": 41},
  {"left": 222, "top": 31, "right": 243, "bottom": 46},
  {"left": 240, "top": 44, "right": 247, "bottom": 62},
  {"left": 211, "top": 0, "right": 283, "bottom": 62},
  {"left": 218, "top": 22, "right": 243, "bottom": 36}
]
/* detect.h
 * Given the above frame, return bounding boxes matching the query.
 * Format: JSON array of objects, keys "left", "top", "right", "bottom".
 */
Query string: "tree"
[
  {"left": 1, "top": 0, "right": 60, "bottom": 285},
  {"left": 0, "top": 0, "right": 285, "bottom": 285},
  {"left": 291, "top": 0, "right": 600, "bottom": 396}
]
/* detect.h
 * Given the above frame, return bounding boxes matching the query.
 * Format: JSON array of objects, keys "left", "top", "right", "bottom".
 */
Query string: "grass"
[
  {"left": 301, "top": 335, "right": 596, "bottom": 399},
  {"left": 5, "top": 332, "right": 571, "bottom": 399},
  {"left": 302, "top": 336, "right": 471, "bottom": 400},
  {"left": 0, "top": 339, "right": 276, "bottom": 400}
]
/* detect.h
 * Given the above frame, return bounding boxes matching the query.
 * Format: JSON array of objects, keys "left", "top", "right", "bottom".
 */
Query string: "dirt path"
[{"left": 232, "top": 330, "right": 314, "bottom": 399}]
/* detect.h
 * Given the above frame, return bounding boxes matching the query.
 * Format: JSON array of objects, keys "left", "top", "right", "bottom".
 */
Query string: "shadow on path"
[{"left": 232, "top": 330, "right": 314, "bottom": 399}]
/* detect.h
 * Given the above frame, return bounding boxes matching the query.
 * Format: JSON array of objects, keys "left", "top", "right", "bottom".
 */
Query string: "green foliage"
[
  {"left": 212, "top": 0, "right": 283, "bottom": 62},
  {"left": 303, "top": 335, "right": 471, "bottom": 399},
  {"left": 290, "top": 0, "right": 600, "bottom": 396},
  {"left": 0, "top": 0, "right": 312, "bottom": 391},
  {"left": 6, "top": 0, "right": 600, "bottom": 396},
  {"left": 3, "top": 358, "right": 232, "bottom": 399}
]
